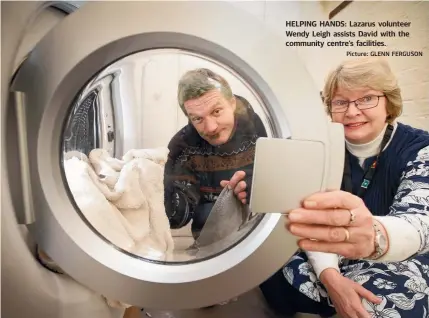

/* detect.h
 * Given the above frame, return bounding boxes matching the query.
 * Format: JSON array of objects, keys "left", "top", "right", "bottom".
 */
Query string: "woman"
[{"left": 260, "top": 57, "right": 429, "bottom": 318}]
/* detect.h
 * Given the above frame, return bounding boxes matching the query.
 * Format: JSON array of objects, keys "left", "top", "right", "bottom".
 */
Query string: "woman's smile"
[{"left": 345, "top": 122, "right": 368, "bottom": 130}]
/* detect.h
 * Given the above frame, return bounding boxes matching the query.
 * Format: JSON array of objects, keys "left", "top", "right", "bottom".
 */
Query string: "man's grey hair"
[{"left": 177, "top": 68, "right": 233, "bottom": 115}]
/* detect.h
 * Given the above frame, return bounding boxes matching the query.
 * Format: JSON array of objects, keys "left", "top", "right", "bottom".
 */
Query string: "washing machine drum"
[{"left": 9, "top": 1, "right": 344, "bottom": 310}]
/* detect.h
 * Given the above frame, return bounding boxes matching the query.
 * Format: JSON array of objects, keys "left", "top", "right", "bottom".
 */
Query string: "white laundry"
[
  {"left": 63, "top": 156, "right": 135, "bottom": 252},
  {"left": 115, "top": 156, "right": 174, "bottom": 258},
  {"left": 88, "top": 149, "right": 124, "bottom": 189},
  {"left": 122, "top": 147, "right": 170, "bottom": 166},
  {"left": 56, "top": 147, "right": 176, "bottom": 309},
  {"left": 64, "top": 147, "right": 175, "bottom": 259}
]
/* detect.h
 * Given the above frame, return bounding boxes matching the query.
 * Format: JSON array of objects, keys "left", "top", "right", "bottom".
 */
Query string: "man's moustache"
[{"left": 200, "top": 132, "right": 219, "bottom": 139}]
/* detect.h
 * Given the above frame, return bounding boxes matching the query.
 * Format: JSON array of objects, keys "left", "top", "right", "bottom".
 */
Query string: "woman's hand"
[
  {"left": 320, "top": 268, "right": 381, "bottom": 318},
  {"left": 220, "top": 171, "right": 247, "bottom": 204},
  {"left": 286, "top": 190, "right": 384, "bottom": 259}
]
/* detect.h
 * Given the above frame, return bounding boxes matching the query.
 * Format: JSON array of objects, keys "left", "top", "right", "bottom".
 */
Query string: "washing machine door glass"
[
  {"left": 62, "top": 48, "right": 276, "bottom": 264},
  {"left": 10, "top": 1, "right": 341, "bottom": 309}
]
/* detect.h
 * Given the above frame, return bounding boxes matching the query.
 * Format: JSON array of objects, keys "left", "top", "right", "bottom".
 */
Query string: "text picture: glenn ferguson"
[{"left": 346, "top": 51, "right": 424, "bottom": 57}]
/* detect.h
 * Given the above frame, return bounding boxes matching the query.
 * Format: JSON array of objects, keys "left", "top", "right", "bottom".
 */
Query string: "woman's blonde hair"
[{"left": 322, "top": 57, "right": 402, "bottom": 123}]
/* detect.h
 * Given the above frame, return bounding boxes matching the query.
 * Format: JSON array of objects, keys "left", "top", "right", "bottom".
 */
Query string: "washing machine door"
[{"left": 9, "top": 1, "right": 344, "bottom": 309}]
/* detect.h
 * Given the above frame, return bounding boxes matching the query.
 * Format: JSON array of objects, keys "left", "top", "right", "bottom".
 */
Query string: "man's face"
[{"left": 184, "top": 90, "right": 236, "bottom": 146}]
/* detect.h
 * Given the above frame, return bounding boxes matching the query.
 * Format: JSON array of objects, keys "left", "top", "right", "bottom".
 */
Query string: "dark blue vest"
[{"left": 342, "top": 123, "right": 429, "bottom": 216}]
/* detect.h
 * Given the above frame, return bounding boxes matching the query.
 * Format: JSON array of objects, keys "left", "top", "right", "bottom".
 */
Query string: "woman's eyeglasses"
[{"left": 330, "top": 94, "right": 385, "bottom": 113}]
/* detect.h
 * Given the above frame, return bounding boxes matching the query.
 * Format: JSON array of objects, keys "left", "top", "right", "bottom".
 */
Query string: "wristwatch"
[{"left": 365, "top": 221, "right": 388, "bottom": 260}]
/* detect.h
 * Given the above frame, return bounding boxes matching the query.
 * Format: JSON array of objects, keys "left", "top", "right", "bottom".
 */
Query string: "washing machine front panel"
[{"left": 11, "top": 1, "right": 339, "bottom": 309}]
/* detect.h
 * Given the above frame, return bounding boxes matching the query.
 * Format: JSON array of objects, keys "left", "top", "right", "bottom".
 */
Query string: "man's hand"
[
  {"left": 320, "top": 268, "right": 381, "bottom": 318},
  {"left": 220, "top": 171, "right": 247, "bottom": 204}
]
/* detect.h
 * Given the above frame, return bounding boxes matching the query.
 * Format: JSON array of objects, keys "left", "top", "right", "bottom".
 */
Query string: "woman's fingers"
[
  {"left": 285, "top": 191, "right": 376, "bottom": 259},
  {"left": 348, "top": 300, "right": 369, "bottom": 318},
  {"left": 302, "top": 190, "right": 363, "bottom": 210},
  {"left": 356, "top": 307, "right": 371, "bottom": 318},
  {"left": 287, "top": 223, "right": 359, "bottom": 243},
  {"left": 287, "top": 207, "right": 363, "bottom": 227},
  {"left": 354, "top": 285, "right": 380, "bottom": 318},
  {"left": 355, "top": 284, "right": 382, "bottom": 304}
]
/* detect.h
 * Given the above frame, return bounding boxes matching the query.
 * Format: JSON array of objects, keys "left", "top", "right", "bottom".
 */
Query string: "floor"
[{"left": 138, "top": 289, "right": 329, "bottom": 318}]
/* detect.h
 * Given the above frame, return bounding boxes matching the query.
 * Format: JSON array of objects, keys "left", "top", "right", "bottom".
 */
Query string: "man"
[{"left": 164, "top": 68, "right": 268, "bottom": 239}]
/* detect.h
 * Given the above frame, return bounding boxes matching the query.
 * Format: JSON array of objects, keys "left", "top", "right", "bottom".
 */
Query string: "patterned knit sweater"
[{"left": 163, "top": 95, "right": 267, "bottom": 229}]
